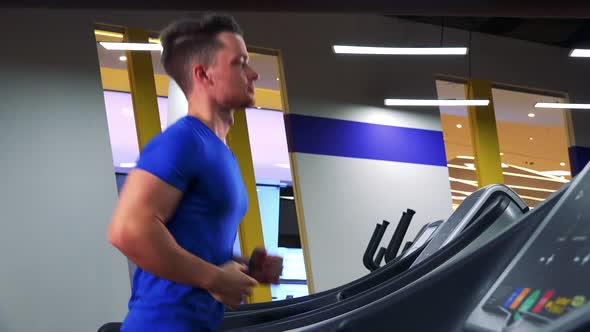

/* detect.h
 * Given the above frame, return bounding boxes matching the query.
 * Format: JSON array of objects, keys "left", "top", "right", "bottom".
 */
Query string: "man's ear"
[{"left": 193, "top": 64, "right": 209, "bottom": 85}]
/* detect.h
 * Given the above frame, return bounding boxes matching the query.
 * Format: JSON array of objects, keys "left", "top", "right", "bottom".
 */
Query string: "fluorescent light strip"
[
  {"left": 452, "top": 196, "right": 466, "bottom": 201},
  {"left": 333, "top": 45, "right": 468, "bottom": 55},
  {"left": 449, "top": 177, "right": 478, "bottom": 187},
  {"left": 503, "top": 172, "right": 568, "bottom": 183},
  {"left": 519, "top": 195, "right": 545, "bottom": 202},
  {"left": 100, "top": 42, "right": 162, "bottom": 51},
  {"left": 448, "top": 164, "right": 476, "bottom": 170},
  {"left": 535, "top": 102, "right": 590, "bottom": 110},
  {"left": 385, "top": 99, "right": 489, "bottom": 106},
  {"left": 570, "top": 49, "right": 590, "bottom": 57},
  {"left": 451, "top": 189, "right": 473, "bottom": 196},
  {"left": 450, "top": 162, "right": 569, "bottom": 184},
  {"left": 507, "top": 164, "right": 569, "bottom": 182},
  {"left": 507, "top": 185, "right": 556, "bottom": 193},
  {"left": 456, "top": 156, "right": 475, "bottom": 160}
]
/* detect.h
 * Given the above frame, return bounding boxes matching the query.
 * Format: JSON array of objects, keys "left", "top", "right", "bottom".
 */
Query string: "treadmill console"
[
  {"left": 466, "top": 173, "right": 590, "bottom": 331},
  {"left": 412, "top": 185, "right": 526, "bottom": 268},
  {"left": 401, "top": 220, "right": 442, "bottom": 259}
]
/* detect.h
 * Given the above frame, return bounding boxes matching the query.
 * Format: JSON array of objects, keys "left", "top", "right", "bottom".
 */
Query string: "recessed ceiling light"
[
  {"left": 456, "top": 124, "right": 463, "bottom": 129},
  {"left": 528, "top": 113, "right": 535, "bottom": 118},
  {"left": 560, "top": 162, "right": 566, "bottom": 167},
  {"left": 333, "top": 45, "right": 468, "bottom": 55},
  {"left": 500, "top": 152, "right": 504, "bottom": 156},
  {"left": 276, "top": 77, "right": 280, "bottom": 81},
  {"left": 256, "top": 106, "right": 261, "bottom": 109},
  {"left": 529, "top": 137, "right": 534, "bottom": 141},
  {"left": 119, "top": 55, "right": 127, "bottom": 61}
]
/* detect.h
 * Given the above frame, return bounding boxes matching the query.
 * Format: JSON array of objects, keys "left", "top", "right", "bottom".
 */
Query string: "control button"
[
  {"left": 514, "top": 290, "right": 542, "bottom": 321},
  {"left": 546, "top": 297, "right": 572, "bottom": 315},
  {"left": 510, "top": 288, "right": 531, "bottom": 310},
  {"left": 546, "top": 255, "right": 555, "bottom": 265},
  {"left": 582, "top": 254, "right": 590, "bottom": 266},
  {"left": 574, "top": 256, "right": 581, "bottom": 263},
  {"left": 572, "top": 295, "right": 586, "bottom": 308},
  {"left": 504, "top": 288, "right": 523, "bottom": 309},
  {"left": 533, "top": 290, "right": 555, "bottom": 314}
]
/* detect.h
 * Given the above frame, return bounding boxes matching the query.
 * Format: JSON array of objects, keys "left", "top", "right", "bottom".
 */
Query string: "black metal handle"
[
  {"left": 384, "top": 209, "right": 416, "bottom": 263},
  {"left": 362, "top": 220, "right": 390, "bottom": 271}
]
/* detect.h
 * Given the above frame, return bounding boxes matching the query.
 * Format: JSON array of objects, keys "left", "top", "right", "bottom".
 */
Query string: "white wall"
[{"left": 0, "top": 10, "right": 130, "bottom": 332}]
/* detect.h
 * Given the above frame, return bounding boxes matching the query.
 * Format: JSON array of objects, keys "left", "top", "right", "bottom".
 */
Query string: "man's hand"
[
  {"left": 248, "top": 248, "right": 284, "bottom": 284},
  {"left": 207, "top": 261, "right": 258, "bottom": 309}
]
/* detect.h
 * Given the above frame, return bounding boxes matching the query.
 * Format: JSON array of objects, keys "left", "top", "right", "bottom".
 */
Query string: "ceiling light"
[
  {"left": 119, "top": 55, "right": 127, "bottom": 61},
  {"left": 456, "top": 156, "right": 475, "bottom": 160},
  {"left": 119, "top": 162, "right": 136, "bottom": 168},
  {"left": 500, "top": 152, "right": 504, "bottom": 156},
  {"left": 257, "top": 106, "right": 262, "bottom": 109},
  {"left": 528, "top": 113, "right": 535, "bottom": 118},
  {"left": 560, "top": 162, "right": 566, "bottom": 167},
  {"left": 541, "top": 170, "right": 571, "bottom": 177},
  {"left": 529, "top": 137, "right": 534, "bottom": 141},
  {"left": 535, "top": 102, "right": 590, "bottom": 109},
  {"left": 385, "top": 99, "right": 489, "bottom": 107},
  {"left": 100, "top": 42, "right": 162, "bottom": 51},
  {"left": 456, "top": 124, "right": 463, "bottom": 129},
  {"left": 570, "top": 49, "right": 590, "bottom": 57},
  {"left": 333, "top": 45, "right": 468, "bottom": 55},
  {"left": 276, "top": 78, "right": 280, "bottom": 81}
]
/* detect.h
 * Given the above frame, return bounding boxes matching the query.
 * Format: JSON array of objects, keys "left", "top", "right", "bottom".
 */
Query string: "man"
[{"left": 108, "top": 13, "right": 283, "bottom": 332}]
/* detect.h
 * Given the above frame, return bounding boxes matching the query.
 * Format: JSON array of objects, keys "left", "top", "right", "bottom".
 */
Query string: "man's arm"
[{"left": 108, "top": 169, "right": 257, "bottom": 307}]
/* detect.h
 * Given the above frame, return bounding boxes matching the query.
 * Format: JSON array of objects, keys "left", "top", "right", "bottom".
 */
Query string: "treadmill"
[
  {"left": 221, "top": 184, "right": 528, "bottom": 331},
  {"left": 294, "top": 164, "right": 586, "bottom": 332},
  {"left": 227, "top": 218, "right": 440, "bottom": 316}
]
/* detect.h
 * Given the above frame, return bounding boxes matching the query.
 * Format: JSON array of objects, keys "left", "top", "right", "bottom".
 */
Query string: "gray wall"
[{"left": 0, "top": 10, "right": 130, "bottom": 332}]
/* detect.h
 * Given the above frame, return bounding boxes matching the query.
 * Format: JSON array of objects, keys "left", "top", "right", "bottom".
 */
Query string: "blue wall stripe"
[
  {"left": 285, "top": 114, "right": 447, "bottom": 167},
  {"left": 569, "top": 146, "right": 590, "bottom": 177}
]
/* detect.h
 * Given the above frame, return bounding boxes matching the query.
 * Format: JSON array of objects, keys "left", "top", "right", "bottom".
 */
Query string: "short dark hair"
[{"left": 160, "top": 13, "right": 243, "bottom": 96}]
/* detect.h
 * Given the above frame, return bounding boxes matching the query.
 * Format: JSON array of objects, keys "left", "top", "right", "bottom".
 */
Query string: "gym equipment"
[
  {"left": 362, "top": 220, "right": 390, "bottom": 271},
  {"left": 382, "top": 209, "right": 416, "bottom": 264},
  {"left": 220, "top": 184, "right": 528, "bottom": 331},
  {"left": 293, "top": 165, "right": 587, "bottom": 332},
  {"left": 363, "top": 209, "right": 416, "bottom": 271}
]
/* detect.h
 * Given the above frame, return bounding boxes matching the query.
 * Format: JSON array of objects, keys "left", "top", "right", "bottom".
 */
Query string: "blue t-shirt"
[{"left": 121, "top": 116, "right": 248, "bottom": 332}]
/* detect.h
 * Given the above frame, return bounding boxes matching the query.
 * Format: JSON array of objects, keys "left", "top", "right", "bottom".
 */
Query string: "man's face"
[{"left": 206, "top": 32, "right": 259, "bottom": 109}]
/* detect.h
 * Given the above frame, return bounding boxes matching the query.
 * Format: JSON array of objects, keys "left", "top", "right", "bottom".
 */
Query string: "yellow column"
[
  {"left": 227, "top": 109, "right": 272, "bottom": 304},
  {"left": 465, "top": 80, "right": 504, "bottom": 187},
  {"left": 124, "top": 28, "right": 161, "bottom": 150}
]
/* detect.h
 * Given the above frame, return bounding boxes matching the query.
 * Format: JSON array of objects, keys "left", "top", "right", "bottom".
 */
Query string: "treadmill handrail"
[
  {"left": 384, "top": 209, "right": 415, "bottom": 262},
  {"left": 362, "top": 220, "right": 389, "bottom": 271}
]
